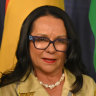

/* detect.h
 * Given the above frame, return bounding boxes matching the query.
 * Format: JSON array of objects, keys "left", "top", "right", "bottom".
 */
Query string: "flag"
[
  {"left": 0, "top": 0, "right": 10, "bottom": 47},
  {"left": 5, "top": 0, "right": 10, "bottom": 13},
  {"left": 89, "top": 0, "right": 96, "bottom": 71}
]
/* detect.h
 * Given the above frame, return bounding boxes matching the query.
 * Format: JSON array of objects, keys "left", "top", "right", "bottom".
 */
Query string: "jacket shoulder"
[
  {"left": 0, "top": 83, "right": 17, "bottom": 96},
  {"left": 80, "top": 75, "right": 96, "bottom": 96},
  {"left": 83, "top": 74, "right": 96, "bottom": 87}
]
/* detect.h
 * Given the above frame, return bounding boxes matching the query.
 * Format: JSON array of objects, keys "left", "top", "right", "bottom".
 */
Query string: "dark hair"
[{"left": 0, "top": 6, "right": 87, "bottom": 93}]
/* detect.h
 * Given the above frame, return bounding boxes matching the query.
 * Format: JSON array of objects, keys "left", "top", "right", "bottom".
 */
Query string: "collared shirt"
[{"left": 0, "top": 68, "right": 96, "bottom": 96}]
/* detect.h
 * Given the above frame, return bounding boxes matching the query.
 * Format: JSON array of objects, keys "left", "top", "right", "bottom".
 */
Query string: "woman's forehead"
[{"left": 31, "top": 15, "right": 67, "bottom": 37}]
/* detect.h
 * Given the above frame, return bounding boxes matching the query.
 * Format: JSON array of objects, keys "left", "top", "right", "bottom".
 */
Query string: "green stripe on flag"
[{"left": 89, "top": 0, "right": 96, "bottom": 71}]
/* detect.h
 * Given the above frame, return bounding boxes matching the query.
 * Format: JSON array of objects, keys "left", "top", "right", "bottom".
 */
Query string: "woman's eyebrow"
[
  {"left": 56, "top": 35, "right": 67, "bottom": 39},
  {"left": 33, "top": 34, "right": 67, "bottom": 37},
  {"left": 32, "top": 33, "right": 67, "bottom": 40},
  {"left": 33, "top": 33, "right": 48, "bottom": 37}
]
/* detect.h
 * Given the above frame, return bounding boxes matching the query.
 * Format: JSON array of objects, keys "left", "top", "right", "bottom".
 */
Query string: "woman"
[{"left": 0, "top": 1, "right": 96, "bottom": 96}]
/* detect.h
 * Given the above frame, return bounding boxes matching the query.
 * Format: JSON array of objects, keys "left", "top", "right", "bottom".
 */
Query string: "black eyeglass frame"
[{"left": 29, "top": 35, "right": 71, "bottom": 52}]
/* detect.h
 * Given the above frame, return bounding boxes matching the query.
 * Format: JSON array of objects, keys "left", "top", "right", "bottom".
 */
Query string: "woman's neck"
[{"left": 34, "top": 69, "right": 63, "bottom": 85}]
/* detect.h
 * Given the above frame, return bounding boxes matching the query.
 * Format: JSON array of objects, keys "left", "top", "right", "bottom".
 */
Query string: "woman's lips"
[{"left": 42, "top": 58, "right": 56, "bottom": 63}]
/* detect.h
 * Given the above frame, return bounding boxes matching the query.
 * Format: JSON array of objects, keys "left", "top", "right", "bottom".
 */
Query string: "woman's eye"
[
  {"left": 36, "top": 37, "right": 48, "bottom": 42},
  {"left": 57, "top": 39, "right": 68, "bottom": 43}
]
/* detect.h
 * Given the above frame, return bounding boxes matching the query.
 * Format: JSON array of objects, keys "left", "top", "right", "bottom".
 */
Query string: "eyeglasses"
[{"left": 29, "top": 35, "right": 70, "bottom": 52}]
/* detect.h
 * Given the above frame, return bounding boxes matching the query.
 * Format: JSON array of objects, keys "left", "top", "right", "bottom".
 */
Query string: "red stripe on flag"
[{"left": 5, "top": 0, "right": 10, "bottom": 13}]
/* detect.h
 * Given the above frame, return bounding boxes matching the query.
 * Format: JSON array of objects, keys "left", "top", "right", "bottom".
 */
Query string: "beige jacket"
[{"left": 0, "top": 69, "right": 96, "bottom": 96}]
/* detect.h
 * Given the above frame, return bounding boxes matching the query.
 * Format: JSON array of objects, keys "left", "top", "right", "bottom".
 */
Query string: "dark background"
[{"left": 0, "top": 0, "right": 96, "bottom": 81}]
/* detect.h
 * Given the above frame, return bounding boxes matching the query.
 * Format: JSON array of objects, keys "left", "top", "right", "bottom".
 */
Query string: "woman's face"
[{"left": 29, "top": 15, "right": 67, "bottom": 74}]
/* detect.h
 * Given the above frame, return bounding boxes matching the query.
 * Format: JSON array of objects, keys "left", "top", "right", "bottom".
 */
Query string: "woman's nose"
[{"left": 45, "top": 43, "right": 56, "bottom": 54}]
